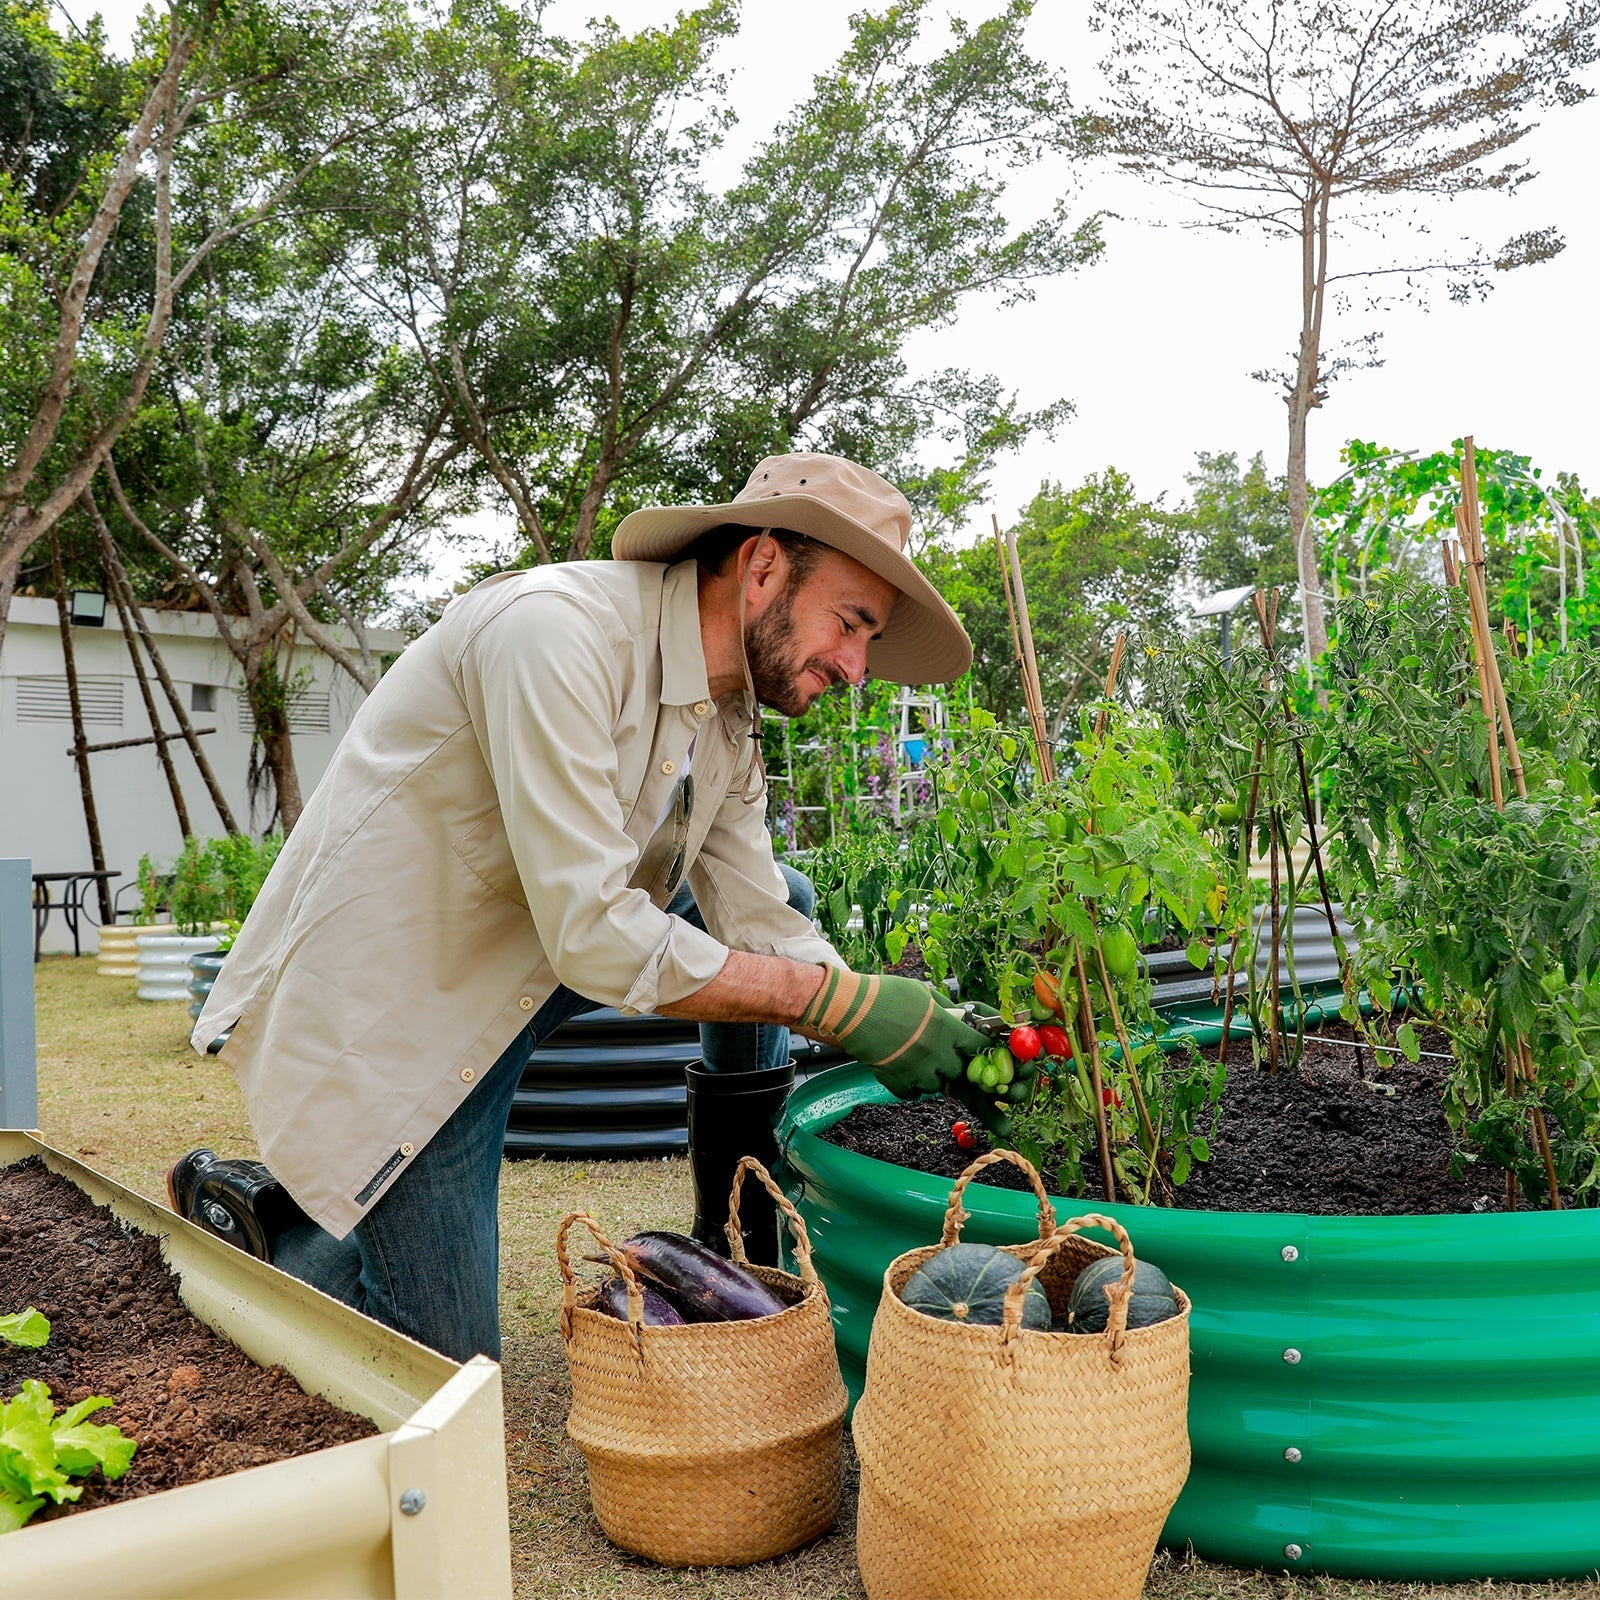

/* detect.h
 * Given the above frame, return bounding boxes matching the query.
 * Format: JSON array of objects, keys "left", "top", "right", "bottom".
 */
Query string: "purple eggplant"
[
  {"left": 614, "top": 1231, "right": 787, "bottom": 1322},
  {"left": 595, "top": 1275, "right": 686, "bottom": 1327}
]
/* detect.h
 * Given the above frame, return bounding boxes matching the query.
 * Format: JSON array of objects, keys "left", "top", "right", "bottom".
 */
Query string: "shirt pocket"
[{"left": 453, "top": 808, "right": 528, "bottom": 908}]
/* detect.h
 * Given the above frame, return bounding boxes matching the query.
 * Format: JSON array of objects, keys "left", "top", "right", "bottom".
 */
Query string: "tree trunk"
[
  {"left": 0, "top": 559, "right": 16, "bottom": 667},
  {"left": 1288, "top": 187, "right": 1331, "bottom": 662},
  {"left": 243, "top": 651, "right": 304, "bottom": 833},
  {"left": 569, "top": 456, "right": 618, "bottom": 561}
]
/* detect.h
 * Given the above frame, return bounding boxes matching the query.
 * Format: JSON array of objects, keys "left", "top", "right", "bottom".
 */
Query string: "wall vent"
[{"left": 14, "top": 676, "right": 124, "bottom": 725}]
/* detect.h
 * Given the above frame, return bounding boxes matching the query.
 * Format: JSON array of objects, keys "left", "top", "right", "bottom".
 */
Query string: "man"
[{"left": 172, "top": 453, "right": 994, "bottom": 1363}]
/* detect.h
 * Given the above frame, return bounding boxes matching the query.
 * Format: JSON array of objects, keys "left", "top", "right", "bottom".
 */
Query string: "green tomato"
[
  {"left": 1044, "top": 812, "right": 1069, "bottom": 840},
  {"left": 966, "top": 1056, "right": 989, "bottom": 1087},
  {"left": 1002, "top": 1079, "right": 1032, "bottom": 1105},
  {"left": 1028, "top": 993, "right": 1055, "bottom": 1023},
  {"left": 1095, "top": 804, "right": 1127, "bottom": 836},
  {"left": 1101, "top": 928, "right": 1139, "bottom": 978},
  {"left": 1216, "top": 798, "right": 1245, "bottom": 825},
  {"left": 1541, "top": 967, "right": 1567, "bottom": 997}
]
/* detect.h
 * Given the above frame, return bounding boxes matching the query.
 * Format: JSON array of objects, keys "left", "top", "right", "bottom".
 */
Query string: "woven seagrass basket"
[
  {"left": 853, "top": 1150, "right": 1192, "bottom": 1600},
  {"left": 557, "top": 1157, "right": 847, "bottom": 1568}
]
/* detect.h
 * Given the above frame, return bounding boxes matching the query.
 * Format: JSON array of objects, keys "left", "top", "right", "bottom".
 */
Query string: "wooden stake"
[
  {"left": 50, "top": 532, "right": 114, "bottom": 925},
  {"left": 1093, "top": 632, "right": 1127, "bottom": 742},
  {"left": 992, "top": 514, "right": 1052, "bottom": 782},
  {"left": 1004, "top": 519, "right": 1055, "bottom": 783},
  {"left": 1071, "top": 941, "right": 1120, "bottom": 1203},
  {"left": 1460, "top": 437, "right": 1557, "bottom": 1208}
]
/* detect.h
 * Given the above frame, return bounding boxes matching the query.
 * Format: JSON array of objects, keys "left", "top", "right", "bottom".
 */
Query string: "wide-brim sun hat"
[{"left": 611, "top": 453, "right": 973, "bottom": 685}]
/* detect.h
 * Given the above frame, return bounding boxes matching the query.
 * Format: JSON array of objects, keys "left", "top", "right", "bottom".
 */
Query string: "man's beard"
[{"left": 744, "top": 586, "right": 844, "bottom": 717}]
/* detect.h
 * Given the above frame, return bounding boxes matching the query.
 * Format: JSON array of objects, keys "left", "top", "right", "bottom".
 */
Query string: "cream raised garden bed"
[{"left": 0, "top": 1133, "right": 511, "bottom": 1600}]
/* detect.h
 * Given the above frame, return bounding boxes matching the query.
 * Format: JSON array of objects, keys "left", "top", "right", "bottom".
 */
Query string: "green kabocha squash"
[
  {"left": 1067, "top": 1254, "right": 1178, "bottom": 1333},
  {"left": 899, "top": 1243, "right": 1051, "bottom": 1330}
]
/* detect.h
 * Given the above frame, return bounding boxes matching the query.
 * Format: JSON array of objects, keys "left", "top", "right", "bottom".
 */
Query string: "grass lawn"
[{"left": 27, "top": 955, "right": 1600, "bottom": 1600}]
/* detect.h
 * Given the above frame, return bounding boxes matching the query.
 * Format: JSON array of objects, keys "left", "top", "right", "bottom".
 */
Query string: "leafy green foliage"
[
  {"left": 1328, "top": 572, "right": 1600, "bottom": 1203},
  {"left": 1315, "top": 439, "right": 1600, "bottom": 650},
  {"left": 0, "top": 1378, "right": 136, "bottom": 1531},
  {"left": 151, "top": 832, "right": 283, "bottom": 934},
  {"left": 0, "top": 1309, "right": 48, "bottom": 1349},
  {"left": 925, "top": 469, "right": 1182, "bottom": 728}
]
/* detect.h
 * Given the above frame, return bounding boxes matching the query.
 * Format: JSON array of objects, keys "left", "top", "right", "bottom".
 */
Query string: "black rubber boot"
[
  {"left": 168, "top": 1149, "right": 308, "bottom": 1260},
  {"left": 685, "top": 1058, "right": 795, "bottom": 1268}
]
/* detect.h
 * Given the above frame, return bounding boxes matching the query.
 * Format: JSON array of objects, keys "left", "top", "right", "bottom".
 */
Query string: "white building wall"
[{"left": 0, "top": 598, "right": 405, "bottom": 951}]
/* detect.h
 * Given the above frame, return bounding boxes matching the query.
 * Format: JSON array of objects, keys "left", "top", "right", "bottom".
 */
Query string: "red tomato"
[
  {"left": 1007, "top": 1025, "right": 1043, "bottom": 1063},
  {"left": 1101, "top": 1087, "right": 1125, "bottom": 1110},
  {"left": 951, "top": 1120, "right": 978, "bottom": 1150},
  {"left": 1038, "top": 1024, "right": 1072, "bottom": 1059}
]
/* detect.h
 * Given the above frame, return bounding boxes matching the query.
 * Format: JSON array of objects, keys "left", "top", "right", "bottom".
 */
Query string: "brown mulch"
[{"left": 0, "top": 1158, "right": 374, "bottom": 1520}]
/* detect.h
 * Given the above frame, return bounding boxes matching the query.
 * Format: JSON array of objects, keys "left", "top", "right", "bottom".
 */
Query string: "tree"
[
  {"left": 1088, "top": 0, "right": 1600, "bottom": 659},
  {"left": 0, "top": 0, "right": 406, "bottom": 659},
  {"left": 329, "top": 0, "right": 1099, "bottom": 563},
  {"left": 930, "top": 468, "right": 1184, "bottom": 729},
  {"left": 1175, "top": 450, "right": 1300, "bottom": 657},
  {"left": 97, "top": 209, "right": 470, "bottom": 831}
]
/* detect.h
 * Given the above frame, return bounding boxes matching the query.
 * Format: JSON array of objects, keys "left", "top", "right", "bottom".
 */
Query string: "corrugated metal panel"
[
  {"left": 778, "top": 1043, "right": 1600, "bottom": 1581},
  {"left": 1149, "top": 905, "right": 1355, "bottom": 1010},
  {"left": 14, "top": 676, "right": 123, "bottom": 725}
]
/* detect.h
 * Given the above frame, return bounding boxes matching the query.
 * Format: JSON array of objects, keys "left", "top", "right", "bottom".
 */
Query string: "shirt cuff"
[{"left": 620, "top": 916, "right": 731, "bottom": 1015}]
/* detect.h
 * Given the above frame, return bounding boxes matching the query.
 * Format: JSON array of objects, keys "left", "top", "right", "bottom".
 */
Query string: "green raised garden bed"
[{"left": 777, "top": 1010, "right": 1600, "bottom": 1581}]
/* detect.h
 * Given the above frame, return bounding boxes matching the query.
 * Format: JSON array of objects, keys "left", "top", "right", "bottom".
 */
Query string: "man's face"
[{"left": 745, "top": 545, "right": 899, "bottom": 717}]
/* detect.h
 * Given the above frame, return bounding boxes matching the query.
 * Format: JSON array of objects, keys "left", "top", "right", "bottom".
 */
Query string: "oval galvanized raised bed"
[{"left": 776, "top": 1057, "right": 1600, "bottom": 1582}]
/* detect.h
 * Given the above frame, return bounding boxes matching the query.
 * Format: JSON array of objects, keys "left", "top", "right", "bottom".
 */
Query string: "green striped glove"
[{"left": 801, "top": 968, "right": 990, "bottom": 1101}]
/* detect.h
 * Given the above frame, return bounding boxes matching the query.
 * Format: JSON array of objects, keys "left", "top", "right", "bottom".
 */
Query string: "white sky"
[{"left": 72, "top": 0, "right": 1600, "bottom": 579}]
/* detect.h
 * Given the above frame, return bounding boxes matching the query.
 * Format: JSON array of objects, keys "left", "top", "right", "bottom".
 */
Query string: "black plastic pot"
[{"left": 502, "top": 1007, "right": 843, "bottom": 1159}]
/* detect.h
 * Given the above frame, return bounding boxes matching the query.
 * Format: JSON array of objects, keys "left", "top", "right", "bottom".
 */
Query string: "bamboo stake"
[
  {"left": 1094, "top": 632, "right": 1127, "bottom": 742},
  {"left": 1003, "top": 517, "right": 1056, "bottom": 783},
  {"left": 992, "top": 514, "right": 1052, "bottom": 781},
  {"left": 1459, "top": 438, "right": 1557, "bottom": 1208},
  {"left": 1218, "top": 740, "right": 1266, "bottom": 1059},
  {"left": 1070, "top": 940, "right": 1120, "bottom": 1202}
]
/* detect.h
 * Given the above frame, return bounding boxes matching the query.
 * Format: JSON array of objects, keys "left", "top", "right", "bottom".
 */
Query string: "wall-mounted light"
[{"left": 69, "top": 590, "right": 107, "bottom": 627}]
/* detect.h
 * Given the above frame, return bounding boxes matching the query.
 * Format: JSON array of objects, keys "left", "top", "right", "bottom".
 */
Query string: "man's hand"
[{"left": 800, "top": 968, "right": 990, "bottom": 1099}]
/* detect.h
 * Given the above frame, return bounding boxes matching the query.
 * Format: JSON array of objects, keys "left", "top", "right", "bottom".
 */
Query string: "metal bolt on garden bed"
[
  {"left": 1280, "top": 1244, "right": 1299, "bottom": 1262},
  {"left": 1284, "top": 1447, "right": 1303, "bottom": 1463},
  {"left": 1283, "top": 1348, "right": 1302, "bottom": 1364},
  {"left": 1285, "top": 1544, "right": 1304, "bottom": 1561},
  {"left": 399, "top": 1488, "right": 427, "bottom": 1515}
]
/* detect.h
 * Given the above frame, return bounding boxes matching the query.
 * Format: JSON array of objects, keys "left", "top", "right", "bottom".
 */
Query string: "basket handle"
[
  {"left": 725, "top": 1156, "right": 821, "bottom": 1287},
  {"left": 1000, "top": 1212, "right": 1139, "bottom": 1365},
  {"left": 556, "top": 1210, "right": 644, "bottom": 1350},
  {"left": 938, "top": 1148, "right": 1057, "bottom": 1248}
]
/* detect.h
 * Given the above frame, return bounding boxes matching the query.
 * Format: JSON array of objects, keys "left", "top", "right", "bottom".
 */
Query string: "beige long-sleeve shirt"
[{"left": 192, "top": 559, "right": 838, "bottom": 1236}]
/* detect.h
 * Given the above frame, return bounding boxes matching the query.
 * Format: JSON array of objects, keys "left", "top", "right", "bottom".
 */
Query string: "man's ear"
[{"left": 743, "top": 533, "right": 782, "bottom": 596}]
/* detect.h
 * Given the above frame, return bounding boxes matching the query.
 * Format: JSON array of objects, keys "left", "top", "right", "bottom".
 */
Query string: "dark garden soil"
[
  {"left": 822, "top": 1020, "right": 1538, "bottom": 1216},
  {"left": 0, "top": 1158, "right": 375, "bottom": 1521}
]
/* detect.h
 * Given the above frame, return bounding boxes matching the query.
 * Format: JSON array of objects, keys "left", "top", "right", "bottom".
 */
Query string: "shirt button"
[
  {"left": 460, "top": 1067, "right": 475, "bottom": 1083},
  {"left": 661, "top": 760, "right": 675, "bottom": 775},
  {"left": 693, "top": 701, "right": 709, "bottom": 717},
  {"left": 401, "top": 1142, "right": 414, "bottom": 1157},
  {"left": 518, "top": 996, "right": 534, "bottom": 1011}
]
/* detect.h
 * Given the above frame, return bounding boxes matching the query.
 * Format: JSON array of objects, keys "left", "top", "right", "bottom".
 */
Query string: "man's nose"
[{"left": 835, "top": 636, "right": 871, "bottom": 682}]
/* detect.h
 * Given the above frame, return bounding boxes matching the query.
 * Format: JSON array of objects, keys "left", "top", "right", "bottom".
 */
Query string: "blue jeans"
[{"left": 271, "top": 863, "right": 815, "bottom": 1361}]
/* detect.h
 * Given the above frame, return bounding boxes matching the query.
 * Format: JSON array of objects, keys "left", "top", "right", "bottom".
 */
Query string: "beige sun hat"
[{"left": 611, "top": 452, "right": 973, "bottom": 685}]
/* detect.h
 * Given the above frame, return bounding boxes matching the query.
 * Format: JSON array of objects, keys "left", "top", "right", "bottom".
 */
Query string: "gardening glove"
[{"left": 801, "top": 967, "right": 990, "bottom": 1101}]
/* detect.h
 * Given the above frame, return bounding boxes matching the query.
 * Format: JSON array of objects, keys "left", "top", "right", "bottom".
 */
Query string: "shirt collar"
[{"left": 659, "top": 559, "right": 711, "bottom": 708}]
